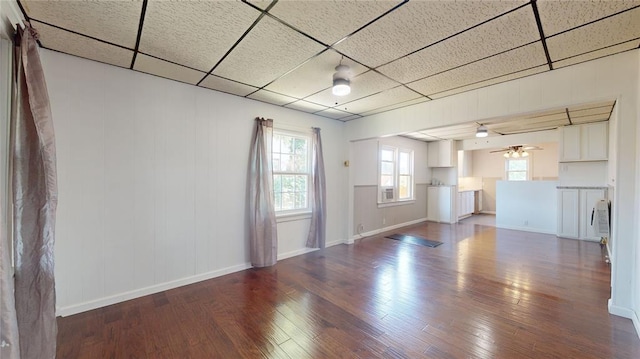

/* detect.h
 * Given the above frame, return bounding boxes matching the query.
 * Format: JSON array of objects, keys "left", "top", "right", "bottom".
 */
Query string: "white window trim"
[
  {"left": 504, "top": 156, "right": 532, "bottom": 181},
  {"left": 272, "top": 127, "right": 313, "bottom": 216},
  {"left": 377, "top": 144, "right": 415, "bottom": 206}
]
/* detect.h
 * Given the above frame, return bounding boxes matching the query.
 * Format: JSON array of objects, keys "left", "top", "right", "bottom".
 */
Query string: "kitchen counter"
[
  {"left": 556, "top": 186, "right": 608, "bottom": 189},
  {"left": 458, "top": 188, "right": 481, "bottom": 193}
]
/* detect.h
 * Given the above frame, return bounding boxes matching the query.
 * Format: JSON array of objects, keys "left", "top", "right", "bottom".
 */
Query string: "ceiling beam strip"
[
  {"left": 130, "top": 0, "right": 149, "bottom": 69},
  {"left": 531, "top": 0, "right": 554, "bottom": 70},
  {"left": 565, "top": 108, "right": 573, "bottom": 125}
]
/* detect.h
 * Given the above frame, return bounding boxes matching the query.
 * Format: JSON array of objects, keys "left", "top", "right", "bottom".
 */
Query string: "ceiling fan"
[{"left": 490, "top": 145, "right": 542, "bottom": 158}]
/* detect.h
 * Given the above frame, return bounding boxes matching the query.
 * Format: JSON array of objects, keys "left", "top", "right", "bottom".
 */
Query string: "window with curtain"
[
  {"left": 505, "top": 158, "right": 530, "bottom": 181},
  {"left": 272, "top": 130, "right": 311, "bottom": 214},
  {"left": 379, "top": 145, "right": 414, "bottom": 203}
]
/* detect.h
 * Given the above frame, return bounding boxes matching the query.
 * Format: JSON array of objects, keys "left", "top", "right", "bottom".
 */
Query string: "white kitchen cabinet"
[
  {"left": 559, "top": 122, "right": 608, "bottom": 162},
  {"left": 557, "top": 187, "right": 607, "bottom": 240},
  {"left": 428, "top": 140, "right": 455, "bottom": 167},
  {"left": 428, "top": 186, "right": 456, "bottom": 223},
  {"left": 458, "top": 191, "right": 475, "bottom": 219}
]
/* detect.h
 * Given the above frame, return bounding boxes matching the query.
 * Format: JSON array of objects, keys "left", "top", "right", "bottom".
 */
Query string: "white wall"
[
  {"left": 41, "top": 49, "right": 348, "bottom": 316},
  {"left": 345, "top": 50, "right": 640, "bottom": 331},
  {"left": 496, "top": 180, "right": 558, "bottom": 234},
  {"left": 471, "top": 142, "right": 558, "bottom": 179},
  {"left": 350, "top": 136, "right": 429, "bottom": 237}
]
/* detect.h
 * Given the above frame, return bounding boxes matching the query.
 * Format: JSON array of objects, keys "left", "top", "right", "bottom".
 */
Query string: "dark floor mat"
[{"left": 386, "top": 234, "right": 443, "bottom": 248}]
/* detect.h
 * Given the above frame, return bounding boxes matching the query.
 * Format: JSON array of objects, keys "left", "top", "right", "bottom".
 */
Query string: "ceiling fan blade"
[
  {"left": 522, "top": 146, "right": 543, "bottom": 150},
  {"left": 489, "top": 149, "right": 509, "bottom": 153}
]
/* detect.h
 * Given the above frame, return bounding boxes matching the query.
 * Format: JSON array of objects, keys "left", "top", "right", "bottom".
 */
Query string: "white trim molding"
[{"left": 608, "top": 299, "right": 640, "bottom": 338}]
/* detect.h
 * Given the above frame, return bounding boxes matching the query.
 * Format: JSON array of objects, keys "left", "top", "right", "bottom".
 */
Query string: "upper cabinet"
[
  {"left": 428, "top": 140, "right": 455, "bottom": 167},
  {"left": 559, "top": 122, "right": 608, "bottom": 162}
]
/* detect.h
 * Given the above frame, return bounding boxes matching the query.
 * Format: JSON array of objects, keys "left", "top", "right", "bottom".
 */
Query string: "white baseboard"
[
  {"left": 57, "top": 239, "right": 349, "bottom": 317},
  {"left": 56, "top": 262, "right": 252, "bottom": 317},
  {"left": 495, "top": 224, "right": 556, "bottom": 235},
  {"left": 608, "top": 300, "right": 640, "bottom": 338},
  {"left": 326, "top": 238, "right": 346, "bottom": 248},
  {"left": 349, "top": 218, "right": 428, "bottom": 241},
  {"left": 278, "top": 247, "right": 319, "bottom": 260}
]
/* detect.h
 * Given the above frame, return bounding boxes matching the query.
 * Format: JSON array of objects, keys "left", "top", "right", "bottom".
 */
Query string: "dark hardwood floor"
[{"left": 56, "top": 221, "right": 640, "bottom": 358}]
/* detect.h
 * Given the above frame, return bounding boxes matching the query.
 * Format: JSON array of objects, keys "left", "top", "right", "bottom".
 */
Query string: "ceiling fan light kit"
[
  {"left": 475, "top": 125, "right": 488, "bottom": 138},
  {"left": 332, "top": 64, "right": 351, "bottom": 96},
  {"left": 496, "top": 145, "right": 539, "bottom": 158}
]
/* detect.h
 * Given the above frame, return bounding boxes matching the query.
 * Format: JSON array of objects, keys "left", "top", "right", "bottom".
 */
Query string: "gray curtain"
[
  {"left": 306, "top": 127, "right": 326, "bottom": 248},
  {"left": 248, "top": 118, "right": 277, "bottom": 267},
  {"left": 10, "top": 24, "right": 58, "bottom": 359}
]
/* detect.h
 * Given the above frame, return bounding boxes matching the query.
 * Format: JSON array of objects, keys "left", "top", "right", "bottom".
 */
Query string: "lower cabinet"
[
  {"left": 458, "top": 191, "right": 475, "bottom": 219},
  {"left": 427, "top": 186, "right": 456, "bottom": 224},
  {"left": 557, "top": 188, "right": 607, "bottom": 240}
]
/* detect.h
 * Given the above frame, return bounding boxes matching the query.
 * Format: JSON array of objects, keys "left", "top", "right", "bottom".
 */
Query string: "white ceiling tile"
[
  {"left": 409, "top": 43, "right": 548, "bottom": 96},
  {"left": 429, "top": 65, "right": 549, "bottom": 100},
  {"left": 568, "top": 101, "right": 615, "bottom": 112},
  {"left": 553, "top": 39, "right": 639, "bottom": 68},
  {"left": 304, "top": 71, "right": 399, "bottom": 107},
  {"left": 537, "top": 0, "right": 639, "bottom": 36},
  {"left": 493, "top": 119, "right": 569, "bottom": 133},
  {"left": 134, "top": 55, "right": 206, "bottom": 85},
  {"left": 570, "top": 114, "right": 611, "bottom": 124},
  {"left": 378, "top": 6, "right": 540, "bottom": 83},
  {"left": 315, "top": 108, "right": 353, "bottom": 120},
  {"left": 140, "top": 1, "right": 260, "bottom": 72},
  {"left": 546, "top": 7, "right": 640, "bottom": 61},
  {"left": 359, "top": 97, "right": 431, "bottom": 117},
  {"left": 268, "top": 1, "right": 400, "bottom": 45},
  {"left": 285, "top": 101, "right": 328, "bottom": 113},
  {"left": 248, "top": 90, "right": 298, "bottom": 106},
  {"left": 22, "top": 0, "right": 141, "bottom": 47},
  {"left": 339, "top": 86, "right": 423, "bottom": 115},
  {"left": 334, "top": 1, "right": 526, "bottom": 67},
  {"left": 34, "top": 21, "right": 133, "bottom": 68},
  {"left": 569, "top": 106, "right": 611, "bottom": 118},
  {"left": 213, "top": 15, "right": 325, "bottom": 87},
  {"left": 265, "top": 50, "right": 368, "bottom": 99},
  {"left": 199, "top": 75, "right": 258, "bottom": 97}
]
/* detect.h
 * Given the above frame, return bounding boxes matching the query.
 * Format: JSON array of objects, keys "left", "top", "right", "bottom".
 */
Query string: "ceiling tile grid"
[
  {"left": 139, "top": 1, "right": 261, "bottom": 72},
  {"left": 22, "top": 0, "right": 142, "bottom": 47},
  {"left": 377, "top": 6, "right": 540, "bottom": 84},
  {"left": 266, "top": 1, "right": 401, "bottom": 45},
  {"left": 264, "top": 50, "right": 368, "bottom": 99},
  {"left": 303, "top": 70, "right": 400, "bottom": 107},
  {"left": 17, "top": 0, "right": 636, "bottom": 126},
  {"left": 211, "top": 15, "right": 325, "bottom": 87},
  {"left": 407, "top": 42, "right": 548, "bottom": 97},
  {"left": 33, "top": 21, "right": 133, "bottom": 69},
  {"left": 199, "top": 75, "right": 258, "bottom": 97},
  {"left": 134, "top": 55, "right": 206, "bottom": 85},
  {"left": 545, "top": 6, "right": 640, "bottom": 61},
  {"left": 537, "top": 0, "right": 639, "bottom": 36},
  {"left": 333, "top": 0, "right": 526, "bottom": 68}
]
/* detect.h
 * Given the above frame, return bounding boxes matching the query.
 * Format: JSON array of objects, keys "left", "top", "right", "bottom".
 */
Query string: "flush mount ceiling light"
[
  {"left": 332, "top": 63, "right": 351, "bottom": 96},
  {"left": 475, "top": 125, "right": 488, "bottom": 138}
]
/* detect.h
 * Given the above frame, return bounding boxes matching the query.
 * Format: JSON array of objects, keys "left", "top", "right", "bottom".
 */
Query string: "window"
[
  {"left": 379, "top": 145, "right": 414, "bottom": 203},
  {"left": 272, "top": 131, "right": 311, "bottom": 213},
  {"left": 506, "top": 158, "right": 529, "bottom": 181}
]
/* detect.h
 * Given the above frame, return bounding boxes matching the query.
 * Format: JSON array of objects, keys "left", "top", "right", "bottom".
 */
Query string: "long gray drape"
[
  {"left": 9, "top": 24, "right": 58, "bottom": 359},
  {"left": 248, "top": 118, "right": 278, "bottom": 267},
  {"left": 306, "top": 127, "right": 326, "bottom": 248}
]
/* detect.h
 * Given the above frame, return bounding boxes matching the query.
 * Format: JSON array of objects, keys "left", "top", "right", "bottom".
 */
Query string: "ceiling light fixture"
[
  {"left": 332, "top": 60, "right": 351, "bottom": 96},
  {"left": 475, "top": 125, "right": 488, "bottom": 138}
]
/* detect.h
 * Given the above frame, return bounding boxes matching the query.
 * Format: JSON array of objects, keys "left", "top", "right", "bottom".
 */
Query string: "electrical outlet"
[
  {"left": 524, "top": 220, "right": 529, "bottom": 226},
  {"left": 358, "top": 224, "right": 364, "bottom": 233},
  {"left": 383, "top": 218, "right": 386, "bottom": 225}
]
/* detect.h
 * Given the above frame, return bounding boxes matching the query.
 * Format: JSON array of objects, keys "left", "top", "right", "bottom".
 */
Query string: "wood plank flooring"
[{"left": 56, "top": 221, "right": 640, "bottom": 358}]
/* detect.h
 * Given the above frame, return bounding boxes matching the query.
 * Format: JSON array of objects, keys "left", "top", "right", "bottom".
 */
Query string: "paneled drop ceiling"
[
  {"left": 403, "top": 100, "right": 615, "bottom": 141},
  {"left": 17, "top": 0, "right": 640, "bottom": 124}
]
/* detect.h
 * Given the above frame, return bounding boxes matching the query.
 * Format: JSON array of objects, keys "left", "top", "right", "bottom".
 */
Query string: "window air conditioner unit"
[{"left": 381, "top": 188, "right": 394, "bottom": 203}]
